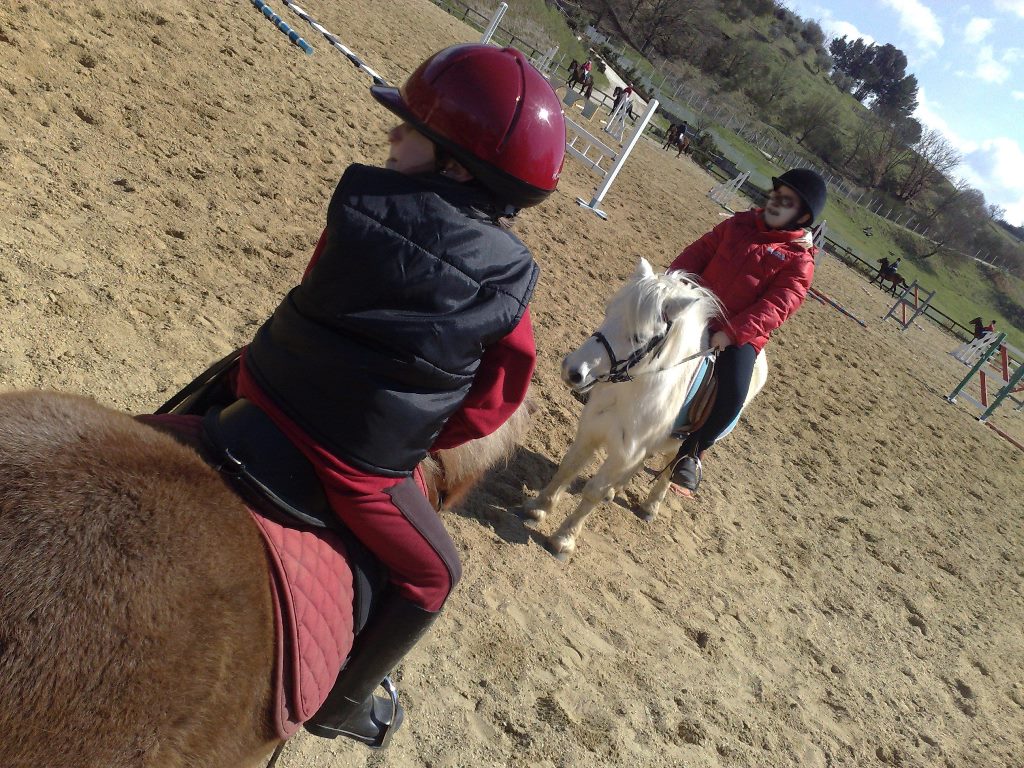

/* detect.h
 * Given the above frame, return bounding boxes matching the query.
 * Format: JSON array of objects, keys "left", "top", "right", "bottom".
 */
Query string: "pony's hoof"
[
  {"left": 544, "top": 536, "right": 575, "bottom": 561},
  {"left": 635, "top": 506, "right": 657, "bottom": 523},
  {"left": 518, "top": 503, "right": 547, "bottom": 523}
]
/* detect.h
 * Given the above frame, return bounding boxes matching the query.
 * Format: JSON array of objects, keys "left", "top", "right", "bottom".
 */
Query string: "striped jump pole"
[
  {"left": 250, "top": 0, "right": 314, "bottom": 54},
  {"left": 280, "top": 0, "right": 389, "bottom": 85},
  {"left": 807, "top": 287, "right": 867, "bottom": 328}
]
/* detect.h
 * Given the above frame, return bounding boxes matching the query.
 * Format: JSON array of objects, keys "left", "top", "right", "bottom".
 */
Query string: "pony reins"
[{"left": 592, "top": 325, "right": 673, "bottom": 383}]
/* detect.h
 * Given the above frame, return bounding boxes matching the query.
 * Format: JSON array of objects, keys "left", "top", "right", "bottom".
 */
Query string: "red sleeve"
[
  {"left": 728, "top": 253, "right": 815, "bottom": 347},
  {"left": 668, "top": 220, "right": 725, "bottom": 276},
  {"left": 302, "top": 229, "right": 329, "bottom": 280},
  {"left": 431, "top": 307, "right": 536, "bottom": 450}
]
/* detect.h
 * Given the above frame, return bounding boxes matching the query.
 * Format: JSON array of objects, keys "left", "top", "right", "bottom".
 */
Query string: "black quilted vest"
[{"left": 245, "top": 165, "right": 538, "bottom": 476}]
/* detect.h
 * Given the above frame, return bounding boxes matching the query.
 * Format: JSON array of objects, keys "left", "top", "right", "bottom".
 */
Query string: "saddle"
[
  {"left": 150, "top": 355, "right": 391, "bottom": 738},
  {"left": 670, "top": 355, "right": 718, "bottom": 438}
]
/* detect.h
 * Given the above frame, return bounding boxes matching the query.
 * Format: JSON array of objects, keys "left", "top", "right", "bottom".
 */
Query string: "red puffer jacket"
[{"left": 669, "top": 209, "right": 816, "bottom": 351}]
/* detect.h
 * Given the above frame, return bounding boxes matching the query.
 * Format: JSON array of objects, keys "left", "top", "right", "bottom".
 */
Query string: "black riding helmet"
[{"left": 772, "top": 169, "right": 827, "bottom": 223}]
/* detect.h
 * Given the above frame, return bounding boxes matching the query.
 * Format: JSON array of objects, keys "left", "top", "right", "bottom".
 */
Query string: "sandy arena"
[{"left": 1, "top": 2, "right": 1022, "bottom": 766}]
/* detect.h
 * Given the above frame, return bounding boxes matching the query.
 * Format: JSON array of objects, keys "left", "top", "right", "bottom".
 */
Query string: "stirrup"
[
  {"left": 670, "top": 453, "right": 702, "bottom": 493},
  {"left": 305, "top": 676, "right": 403, "bottom": 749}
]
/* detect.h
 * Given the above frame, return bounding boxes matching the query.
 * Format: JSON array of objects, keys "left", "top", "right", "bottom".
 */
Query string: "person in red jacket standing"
[
  {"left": 666, "top": 168, "right": 827, "bottom": 494},
  {"left": 224, "top": 44, "right": 565, "bottom": 747}
]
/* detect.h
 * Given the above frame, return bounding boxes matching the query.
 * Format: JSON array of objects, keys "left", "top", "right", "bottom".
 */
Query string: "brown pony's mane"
[{"left": 420, "top": 396, "right": 534, "bottom": 511}]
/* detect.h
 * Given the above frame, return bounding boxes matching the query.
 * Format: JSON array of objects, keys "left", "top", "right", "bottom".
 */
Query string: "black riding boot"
[
  {"left": 669, "top": 441, "right": 703, "bottom": 493},
  {"left": 305, "top": 595, "right": 439, "bottom": 748}
]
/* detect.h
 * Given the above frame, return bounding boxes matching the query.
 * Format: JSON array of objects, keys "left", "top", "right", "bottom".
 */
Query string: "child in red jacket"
[
  {"left": 233, "top": 44, "right": 565, "bottom": 747},
  {"left": 667, "top": 169, "right": 827, "bottom": 494}
]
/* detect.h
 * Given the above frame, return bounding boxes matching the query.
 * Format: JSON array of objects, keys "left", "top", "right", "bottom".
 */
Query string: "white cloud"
[
  {"left": 1013, "top": 91, "right": 1024, "bottom": 100},
  {"left": 914, "top": 88, "right": 1024, "bottom": 225},
  {"left": 825, "top": 19, "right": 875, "bottom": 44},
  {"left": 995, "top": 0, "right": 1024, "bottom": 19},
  {"left": 975, "top": 46, "right": 1013, "bottom": 83},
  {"left": 914, "top": 87, "right": 975, "bottom": 152},
  {"left": 964, "top": 17, "right": 993, "bottom": 44},
  {"left": 880, "top": 0, "right": 945, "bottom": 50},
  {"left": 963, "top": 138, "right": 1024, "bottom": 226},
  {"left": 1003, "top": 200, "right": 1024, "bottom": 227},
  {"left": 971, "top": 138, "right": 1024, "bottom": 191},
  {"left": 795, "top": 5, "right": 875, "bottom": 45}
]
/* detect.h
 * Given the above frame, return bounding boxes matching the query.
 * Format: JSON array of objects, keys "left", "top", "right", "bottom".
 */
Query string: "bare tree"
[
  {"left": 988, "top": 203, "right": 1007, "bottom": 221},
  {"left": 745, "top": 63, "right": 797, "bottom": 111},
  {"left": 918, "top": 183, "right": 986, "bottom": 259},
  {"left": 852, "top": 115, "right": 917, "bottom": 188},
  {"left": 839, "top": 111, "right": 877, "bottom": 169},
  {"left": 919, "top": 176, "right": 972, "bottom": 224},
  {"left": 631, "top": 0, "right": 715, "bottom": 56},
  {"left": 894, "top": 128, "right": 961, "bottom": 202}
]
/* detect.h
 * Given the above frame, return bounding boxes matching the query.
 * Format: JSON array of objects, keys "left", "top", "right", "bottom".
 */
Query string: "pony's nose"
[{"left": 562, "top": 358, "right": 586, "bottom": 386}]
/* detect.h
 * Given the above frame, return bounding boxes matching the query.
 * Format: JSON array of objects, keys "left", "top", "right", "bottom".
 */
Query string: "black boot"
[
  {"left": 304, "top": 595, "right": 439, "bottom": 748},
  {"left": 669, "top": 443, "right": 703, "bottom": 493}
]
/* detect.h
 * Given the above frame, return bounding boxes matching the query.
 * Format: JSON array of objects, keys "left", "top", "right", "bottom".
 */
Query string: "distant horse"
[
  {"left": 873, "top": 257, "right": 907, "bottom": 296},
  {"left": 969, "top": 316, "right": 997, "bottom": 340},
  {"left": 0, "top": 389, "right": 530, "bottom": 767},
  {"left": 521, "top": 258, "right": 767, "bottom": 560},
  {"left": 662, "top": 123, "right": 691, "bottom": 155},
  {"left": 662, "top": 123, "right": 681, "bottom": 150},
  {"left": 566, "top": 59, "right": 594, "bottom": 99}
]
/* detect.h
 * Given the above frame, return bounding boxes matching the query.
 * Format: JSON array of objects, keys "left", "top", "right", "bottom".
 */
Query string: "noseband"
[
  {"left": 591, "top": 321, "right": 674, "bottom": 384},
  {"left": 584, "top": 276, "right": 715, "bottom": 386}
]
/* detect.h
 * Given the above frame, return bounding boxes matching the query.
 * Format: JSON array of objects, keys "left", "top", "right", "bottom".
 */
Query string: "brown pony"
[
  {"left": 877, "top": 271, "right": 908, "bottom": 295},
  {"left": 0, "top": 390, "right": 530, "bottom": 768}
]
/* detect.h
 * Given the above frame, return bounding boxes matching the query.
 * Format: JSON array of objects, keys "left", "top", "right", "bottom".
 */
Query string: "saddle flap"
[
  {"left": 672, "top": 357, "right": 716, "bottom": 435},
  {"left": 201, "top": 400, "right": 389, "bottom": 635}
]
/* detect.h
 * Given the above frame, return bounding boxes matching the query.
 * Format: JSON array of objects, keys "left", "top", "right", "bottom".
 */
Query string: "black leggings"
[{"left": 683, "top": 343, "right": 758, "bottom": 454}]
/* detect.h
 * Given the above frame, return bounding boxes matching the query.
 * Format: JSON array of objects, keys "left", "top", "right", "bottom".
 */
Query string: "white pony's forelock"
[{"left": 612, "top": 269, "right": 721, "bottom": 337}]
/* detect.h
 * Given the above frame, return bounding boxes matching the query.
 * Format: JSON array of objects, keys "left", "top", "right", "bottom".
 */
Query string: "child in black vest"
[{"left": 237, "top": 44, "right": 565, "bottom": 746}]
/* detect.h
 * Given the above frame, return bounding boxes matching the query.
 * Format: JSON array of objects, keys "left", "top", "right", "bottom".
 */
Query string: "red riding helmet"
[{"left": 371, "top": 44, "right": 565, "bottom": 208}]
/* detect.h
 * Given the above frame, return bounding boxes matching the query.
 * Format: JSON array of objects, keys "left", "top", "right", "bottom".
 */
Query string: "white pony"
[{"left": 523, "top": 258, "right": 768, "bottom": 560}]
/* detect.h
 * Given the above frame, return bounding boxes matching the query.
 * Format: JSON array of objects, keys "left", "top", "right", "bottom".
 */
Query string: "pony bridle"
[
  {"left": 591, "top": 321, "right": 675, "bottom": 384},
  {"left": 577, "top": 277, "right": 717, "bottom": 391},
  {"left": 582, "top": 325, "right": 718, "bottom": 393}
]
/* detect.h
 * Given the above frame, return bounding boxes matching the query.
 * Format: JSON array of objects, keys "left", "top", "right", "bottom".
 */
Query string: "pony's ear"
[
  {"left": 633, "top": 258, "right": 654, "bottom": 280},
  {"left": 662, "top": 295, "right": 696, "bottom": 321}
]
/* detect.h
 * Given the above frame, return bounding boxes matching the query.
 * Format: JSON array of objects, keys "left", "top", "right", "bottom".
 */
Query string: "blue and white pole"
[
  {"left": 250, "top": 0, "right": 314, "bottom": 55},
  {"left": 279, "top": 0, "right": 389, "bottom": 86}
]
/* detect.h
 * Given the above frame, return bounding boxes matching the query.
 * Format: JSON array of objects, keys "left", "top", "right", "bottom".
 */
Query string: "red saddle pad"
[{"left": 250, "top": 510, "right": 355, "bottom": 738}]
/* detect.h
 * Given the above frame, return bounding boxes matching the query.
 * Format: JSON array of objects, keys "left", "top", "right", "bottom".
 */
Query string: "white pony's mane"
[{"left": 608, "top": 269, "right": 722, "bottom": 351}]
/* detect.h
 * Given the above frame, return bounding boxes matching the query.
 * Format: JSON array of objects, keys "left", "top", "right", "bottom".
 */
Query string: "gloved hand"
[{"left": 710, "top": 330, "right": 733, "bottom": 351}]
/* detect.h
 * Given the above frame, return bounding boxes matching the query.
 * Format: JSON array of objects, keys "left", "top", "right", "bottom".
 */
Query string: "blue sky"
[{"left": 783, "top": 0, "right": 1024, "bottom": 226}]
